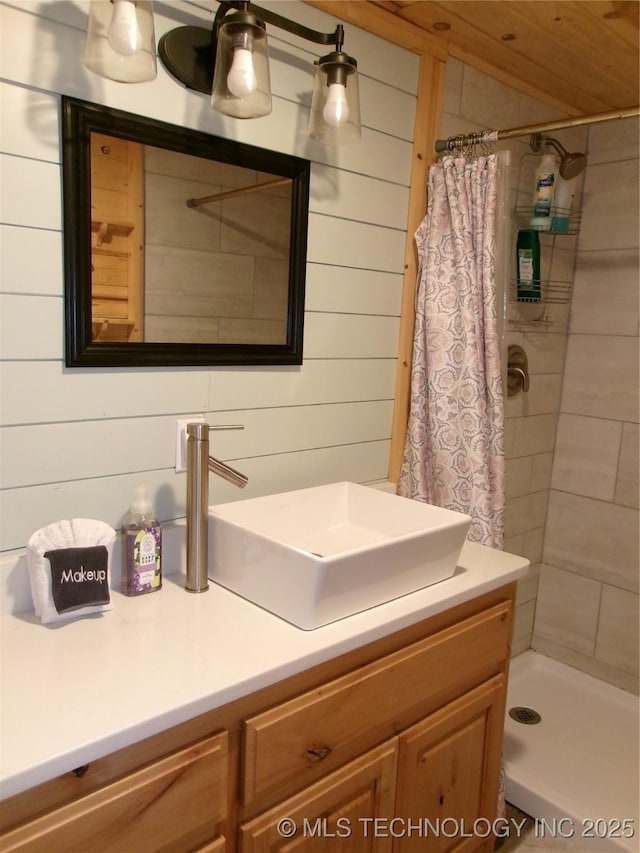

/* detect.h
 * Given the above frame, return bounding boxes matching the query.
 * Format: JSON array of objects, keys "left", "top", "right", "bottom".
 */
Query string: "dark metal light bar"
[{"left": 158, "top": 1, "right": 344, "bottom": 95}]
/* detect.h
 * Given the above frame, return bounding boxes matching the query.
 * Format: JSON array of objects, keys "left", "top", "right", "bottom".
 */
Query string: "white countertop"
[{"left": 0, "top": 541, "right": 528, "bottom": 801}]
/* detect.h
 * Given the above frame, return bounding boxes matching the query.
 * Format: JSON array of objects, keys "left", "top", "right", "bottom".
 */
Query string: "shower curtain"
[
  {"left": 398, "top": 151, "right": 508, "bottom": 821},
  {"left": 398, "top": 153, "right": 505, "bottom": 549}
]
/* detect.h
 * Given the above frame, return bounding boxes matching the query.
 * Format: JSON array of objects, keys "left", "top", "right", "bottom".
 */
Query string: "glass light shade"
[
  {"left": 84, "top": 0, "right": 157, "bottom": 83},
  {"left": 309, "top": 52, "right": 361, "bottom": 145},
  {"left": 211, "top": 15, "right": 271, "bottom": 119}
]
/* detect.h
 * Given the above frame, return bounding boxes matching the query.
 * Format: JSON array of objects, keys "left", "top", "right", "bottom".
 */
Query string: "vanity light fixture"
[{"left": 83, "top": 0, "right": 361, "bottom": 145}]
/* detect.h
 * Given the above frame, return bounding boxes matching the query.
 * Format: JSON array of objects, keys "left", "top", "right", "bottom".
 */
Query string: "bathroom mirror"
[{"left": 61, "top": 97, "right": 310, "bottom": 367}]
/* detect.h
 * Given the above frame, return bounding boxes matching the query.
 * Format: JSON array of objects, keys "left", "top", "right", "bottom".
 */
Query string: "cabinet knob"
[{"left": 305, "top": 745, "right": 332, "bottom": 763}]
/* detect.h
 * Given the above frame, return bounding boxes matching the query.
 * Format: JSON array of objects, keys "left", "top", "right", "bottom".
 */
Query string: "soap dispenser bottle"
[
  {"left": 530, "top": 151, "right": 558, "bottom": 230},
  {"left": 122, "top": 485, "right": 162, "bottom": 596}
]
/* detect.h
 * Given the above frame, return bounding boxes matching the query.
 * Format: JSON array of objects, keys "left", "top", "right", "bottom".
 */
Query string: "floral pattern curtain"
[{"left": 398, "top": 154, "right": 505, "bottom": 549}]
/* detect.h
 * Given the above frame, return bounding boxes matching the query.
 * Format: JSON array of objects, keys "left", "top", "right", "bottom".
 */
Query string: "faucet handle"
[
  {"left": 186, "top": 423, "right": 244, "bottom": 440},
  {"left": 201, "top": 424, "right": 248, "bottom": 488}
]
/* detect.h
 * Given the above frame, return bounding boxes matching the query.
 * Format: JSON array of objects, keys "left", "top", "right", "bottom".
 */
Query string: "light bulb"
[
  {"left": 227, "top": 48, "right": 257, "bottom": 98},
  {"left": 107, "top": 0, "right": 142, "bottom": 56},
  {"left": 322, "top": 83, "right": 350, "bottom": 128}
]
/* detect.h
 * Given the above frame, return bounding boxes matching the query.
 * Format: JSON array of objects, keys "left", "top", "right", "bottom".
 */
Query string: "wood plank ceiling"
[{"left": 369, "top": 1, "right": 639, "bottom": 115}]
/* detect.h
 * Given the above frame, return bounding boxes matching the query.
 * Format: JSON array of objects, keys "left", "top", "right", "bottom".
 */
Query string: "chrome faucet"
[{"left": 185, "top": 422, "right": 248, "bottom": 593}]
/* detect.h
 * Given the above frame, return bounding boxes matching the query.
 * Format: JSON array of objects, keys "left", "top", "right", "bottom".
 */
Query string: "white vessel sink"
[{"left": 208, "top": 481, "right": 471, "bottom": 630}]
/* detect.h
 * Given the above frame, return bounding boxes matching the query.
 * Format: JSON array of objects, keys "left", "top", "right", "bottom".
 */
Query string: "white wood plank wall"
[{"left": 0, "top": 0, "right": 419, "bottom": 554}]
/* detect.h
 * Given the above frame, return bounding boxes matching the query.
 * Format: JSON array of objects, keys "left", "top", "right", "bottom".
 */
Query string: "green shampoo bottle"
[{"left": 516, "top": 230, "right": 541, "bottom": 303}]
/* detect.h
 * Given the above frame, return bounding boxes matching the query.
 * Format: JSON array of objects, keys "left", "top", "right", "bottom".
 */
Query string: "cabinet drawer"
[
  {"left": 2, "top": 731, "right": 228, "bottom": 852},
  {"left": 244, "top": 601, "right": 511, "bottom": 807}
]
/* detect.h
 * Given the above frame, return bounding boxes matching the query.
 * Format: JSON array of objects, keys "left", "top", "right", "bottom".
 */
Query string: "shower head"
[
  {"left": 530, "top": 133, "right": 587, "bottom": 179},
  {"left": 545, "top": 137, "right": 588, "bottom": 179}
]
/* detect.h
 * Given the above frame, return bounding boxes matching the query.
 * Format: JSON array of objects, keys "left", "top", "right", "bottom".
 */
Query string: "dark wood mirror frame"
[{"left": 61, "top": 96, "right": 310, "bottom": 367}]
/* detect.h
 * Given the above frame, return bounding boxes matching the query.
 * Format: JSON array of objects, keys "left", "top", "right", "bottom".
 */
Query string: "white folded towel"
[{"left": 26, "top": 518, "right": 116, "bottom": 624}]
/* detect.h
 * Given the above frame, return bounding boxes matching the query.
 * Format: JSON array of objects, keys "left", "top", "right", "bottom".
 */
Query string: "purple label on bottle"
[{"left": 123, "top": 525, "right": 162, "bottom": 596}]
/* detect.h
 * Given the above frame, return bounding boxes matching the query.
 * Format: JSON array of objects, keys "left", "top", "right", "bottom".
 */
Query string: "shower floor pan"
[{"left": 503, "top": 651, "right": 639, "bottom": 852}]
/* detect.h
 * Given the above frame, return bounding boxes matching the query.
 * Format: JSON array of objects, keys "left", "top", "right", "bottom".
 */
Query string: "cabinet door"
[
  {"left": 394, "top": 676, "right": 505, "bottom": 853},
  {"left": 1, "top": 732, "right": 228, "bottom": 853},
  {"left": 240, "top": 740, "right": 398, "bottom": 853}
]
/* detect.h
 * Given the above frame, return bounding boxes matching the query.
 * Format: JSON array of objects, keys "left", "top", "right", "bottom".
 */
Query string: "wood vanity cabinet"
[
  {"left": 0, "top": 585, "right": 515, "bottom": 853},
  {"left": 239, "top": 677, "right": 505, "bottom": 853},
  {"left": 238, "top": 597, "right": 510, "bottom": 853}
]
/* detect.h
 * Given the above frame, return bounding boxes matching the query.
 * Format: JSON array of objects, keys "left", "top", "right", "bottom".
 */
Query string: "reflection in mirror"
[
  {"left": 91, "top": 138, "right": 292, "bottom": 345},
  {"left": 62, "top": 97, "right": 310, "bottom": 367}
]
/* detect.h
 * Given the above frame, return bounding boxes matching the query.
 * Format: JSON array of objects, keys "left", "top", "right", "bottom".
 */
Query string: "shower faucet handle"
[
  {"left": 507, "top": 345, "right": 530, "bottom": 397},
  {"left": 508, "top": 366, "right": 529, "bottom": 393}
]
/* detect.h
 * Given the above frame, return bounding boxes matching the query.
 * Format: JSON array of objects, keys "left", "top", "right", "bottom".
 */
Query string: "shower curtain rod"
[{"left": 434, "top": 105, "right": 640, "bottom": 154}]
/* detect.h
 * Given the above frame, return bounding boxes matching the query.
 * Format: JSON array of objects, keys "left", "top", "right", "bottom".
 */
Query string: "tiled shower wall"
[
  {"left": 440, "top": 61, "right": 639, "bottom": 693},
  {"left": 438, "top": 57, "right": 584, "bottom": 657},
  {"left": 534, "top": 117, "right": 639, "bottom": 694}
]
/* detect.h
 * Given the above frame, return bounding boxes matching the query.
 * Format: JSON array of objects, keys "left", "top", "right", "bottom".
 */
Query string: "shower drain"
[{"left": 509, "top": 706, "right": 542, "bottom": 725}]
